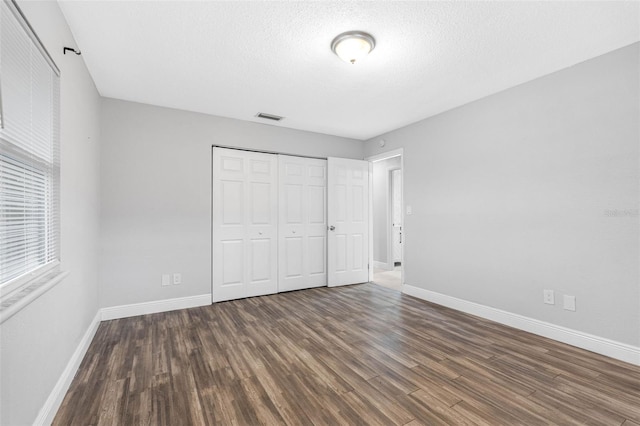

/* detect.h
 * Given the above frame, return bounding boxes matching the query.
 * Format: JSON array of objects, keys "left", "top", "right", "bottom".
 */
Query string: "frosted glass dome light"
[{"left": 331, "top": 31, "right": 376, "bottom": 65}]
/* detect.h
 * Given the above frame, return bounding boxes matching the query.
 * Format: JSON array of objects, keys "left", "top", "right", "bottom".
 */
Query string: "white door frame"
[{"left": 366, "top": 148, "right": 404, "bottom": 285}]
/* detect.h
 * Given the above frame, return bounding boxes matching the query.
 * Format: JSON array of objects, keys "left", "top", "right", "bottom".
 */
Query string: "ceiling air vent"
[{"left": 256, "top": 112, "right": 285, "bottom": 122}]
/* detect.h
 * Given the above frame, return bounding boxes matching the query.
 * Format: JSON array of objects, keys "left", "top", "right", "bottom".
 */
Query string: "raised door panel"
[
  {"left": 250, "top": 239, "right": 271, "bottom": 280},
  {"left": 284, "top": 237, "right": 303, "bottom": 278},
  {"left": 218, "top": 240, "right": 244, "bottom": 302},
  {"left": 221, "top": 180, "right": 244, "bottom": 226},
  {"left": 308, "top": 236, "right": 326, "bottom": 276},
  {"left": 334, "top": 234, "right": 347, "bottom": 273},
  {"left": 307, "top": 185, "right": 325, "bottom": 224},
  {"left": 250, "top": 182, "right": 271, "bottom": 224},
  {"left": 284, "top": 184, "right": 303, "bottom": 224}
]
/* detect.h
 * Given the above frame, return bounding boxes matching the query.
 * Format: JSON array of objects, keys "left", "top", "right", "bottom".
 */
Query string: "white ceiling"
[{"left": 58, "top": 1, "right": 639, "bottom": 140}]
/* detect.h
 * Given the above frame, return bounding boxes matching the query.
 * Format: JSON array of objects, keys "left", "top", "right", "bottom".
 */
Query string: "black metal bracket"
[{"left": 63, "top": 47, "right": 81, "bottom": 56}]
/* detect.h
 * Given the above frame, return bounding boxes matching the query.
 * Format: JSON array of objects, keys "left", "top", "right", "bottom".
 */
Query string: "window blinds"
[{"left": 0, "top": 0, "right": 60, "bottom": 293}]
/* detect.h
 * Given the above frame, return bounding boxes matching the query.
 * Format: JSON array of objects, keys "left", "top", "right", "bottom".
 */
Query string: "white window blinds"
[{"left": 0, "top": 0, "right": 60, "bottom": 294}]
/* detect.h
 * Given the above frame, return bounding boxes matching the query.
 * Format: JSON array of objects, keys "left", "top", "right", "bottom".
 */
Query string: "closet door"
[
  {"left": 278, "top": 156, "right": 327, "bottom": 292},
  {"left": 213, "top": 148, "right": 278, "bottom": 302}
]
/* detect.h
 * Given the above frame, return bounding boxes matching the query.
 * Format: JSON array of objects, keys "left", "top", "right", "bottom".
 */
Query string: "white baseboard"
[
  {"left": 101, "top": 294, "right": 212, "bottom": 321},
  {"left": 34, "top": 310, "right": 101, "bottom": 425},
  {"left": 403, "top": 285, "right": 640, "bottom": 366}
]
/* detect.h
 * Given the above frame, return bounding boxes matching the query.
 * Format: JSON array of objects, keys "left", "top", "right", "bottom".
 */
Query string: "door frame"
[{"left": 366, "top": 148, "right": 404, "bottom": 285}]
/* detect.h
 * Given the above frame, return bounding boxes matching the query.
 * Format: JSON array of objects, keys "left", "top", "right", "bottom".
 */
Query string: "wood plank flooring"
[{"left": 54, "top": 284, "right": 640, "bottom": 425}]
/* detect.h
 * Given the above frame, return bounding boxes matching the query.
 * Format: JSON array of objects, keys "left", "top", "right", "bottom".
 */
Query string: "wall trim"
[
  {"left": 403, "top": 285, "right": 640, "bottom": 366},
  {"left": 101, "top": 294, "right": 212, "bottom": 321},
  {"left": 34, "top": 310, "right": 101, "bottom": 425}
]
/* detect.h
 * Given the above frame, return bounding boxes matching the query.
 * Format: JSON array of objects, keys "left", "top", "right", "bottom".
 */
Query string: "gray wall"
[
  {"left": 372, "top": 156, "right": 401, "bottom": 266},
  {"left": 364, "top": 43, "right": 640, "bottom": 346},
  {"left": 100, "top": 99, "right": 363, "bottom": 308},
  {"left": 0, "top": 1, "right": 102, "bottom": 424}
]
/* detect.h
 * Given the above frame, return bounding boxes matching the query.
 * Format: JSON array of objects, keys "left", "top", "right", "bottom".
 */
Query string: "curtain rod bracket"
[{"left": 63, "top": 47, "right": 81, "bottom": 56}]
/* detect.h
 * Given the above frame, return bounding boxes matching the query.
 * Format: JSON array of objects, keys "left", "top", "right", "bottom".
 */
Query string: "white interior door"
[
  {"left": 278, "top": 156, "right": 327, "bottom": 292},
  {"left": 213, "top": 147, "right": 278, "bottom": 302},
  {"left": 328, "top": 157, "right": 369, "bottom": 287}
]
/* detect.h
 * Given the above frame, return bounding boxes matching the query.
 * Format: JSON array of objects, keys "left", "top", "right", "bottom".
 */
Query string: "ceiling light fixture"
[{"left": 331, "top": 31, "right": 375, "bottom": 65}]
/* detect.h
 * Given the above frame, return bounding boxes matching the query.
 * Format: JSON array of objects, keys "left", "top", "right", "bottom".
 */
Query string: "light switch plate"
[
  {"left": 161, "top": 274, "right": 171, "bottom": 287},
  {"left": 563, "top": 295, "right": 576, "bottom": 311}
]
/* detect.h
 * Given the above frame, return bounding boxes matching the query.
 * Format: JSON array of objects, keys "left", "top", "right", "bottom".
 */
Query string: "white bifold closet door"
[
  {"left": 212, "top": 147, "right": 278, "bottom": 302},
  {"left": 278, "top": 156, "right": 327, "bottom": 292},
  {"left": 213, "top": 148, "right": 369, "bottom": 301}
]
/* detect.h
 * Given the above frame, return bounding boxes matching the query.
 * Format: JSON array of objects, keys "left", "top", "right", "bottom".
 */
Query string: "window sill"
[{"left": 0, "top": 270, "right": 69, "bottom": 324}]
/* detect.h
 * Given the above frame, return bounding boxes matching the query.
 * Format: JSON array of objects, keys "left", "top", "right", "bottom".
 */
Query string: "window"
[{"left": 0, "top": 0, "right": 60, "bottom": 299}]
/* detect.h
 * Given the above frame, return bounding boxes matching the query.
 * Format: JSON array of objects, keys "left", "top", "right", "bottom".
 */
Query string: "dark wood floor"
[{"left": 54, "top": 283, "right": 640, "bottom": 425}]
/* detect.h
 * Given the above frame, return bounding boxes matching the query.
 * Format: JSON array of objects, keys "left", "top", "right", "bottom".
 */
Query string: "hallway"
[{"left": 372, "top": 265, "right": 402, "bottom": 291}]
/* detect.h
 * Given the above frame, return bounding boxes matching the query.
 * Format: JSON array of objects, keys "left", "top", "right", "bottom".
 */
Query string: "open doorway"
[{"left": 368, "top": 150, "right": 403, "bottom": 291}]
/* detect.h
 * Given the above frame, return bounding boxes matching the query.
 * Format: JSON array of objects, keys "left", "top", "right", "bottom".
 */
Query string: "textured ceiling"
[{"left": 58, "top": 1, "right": 639, "bottom": 140}]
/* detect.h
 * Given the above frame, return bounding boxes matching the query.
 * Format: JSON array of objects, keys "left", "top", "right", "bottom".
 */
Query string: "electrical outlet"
[
  {"left": 543, "top": 289, "right": 554, "bottom": 305},
  {"left": 161, "top": 274, "right": 171, "bottom": 287},
  {"left": 563, "top": 295, "right": 576, "bottom": 311},
  {"left": 406, "top": 205, "right": 413, "bottom": 215},
  {"left": 173, "top": 273, "right": 182, "bottom": 285}
]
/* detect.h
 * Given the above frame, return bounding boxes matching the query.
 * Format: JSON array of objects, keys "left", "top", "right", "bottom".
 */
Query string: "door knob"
[{"left": 329, "top": 225, "right": 335, "bottom": 231}]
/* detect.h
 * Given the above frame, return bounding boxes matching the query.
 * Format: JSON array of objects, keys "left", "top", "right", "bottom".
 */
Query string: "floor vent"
[{"left": 256, "top": 112, "right": 285, "bottom": 121}]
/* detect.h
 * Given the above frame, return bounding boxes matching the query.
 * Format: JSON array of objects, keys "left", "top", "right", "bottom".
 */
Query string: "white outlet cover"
[
  {"left": 543, "top": 289, "right": 555, "bottom": 305},
  {"left": 406, "top": 205, "right": 413, "bottom": 215},
  {"left": 161, "top": 274, "right": 171, "bottom": 287},
  {"left": 173, "top": 273, "right": 182, "bottom": 285}
]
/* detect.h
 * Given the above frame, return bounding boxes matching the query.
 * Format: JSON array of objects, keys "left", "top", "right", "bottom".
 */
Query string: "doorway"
[{"left": 368, "top": 149, "right": 403, "bottom": 291}]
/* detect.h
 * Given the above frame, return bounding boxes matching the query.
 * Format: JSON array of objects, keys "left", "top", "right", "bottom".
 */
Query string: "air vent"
[{"left": 256, "top": 112, "right": 285, "bottom": 122}]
